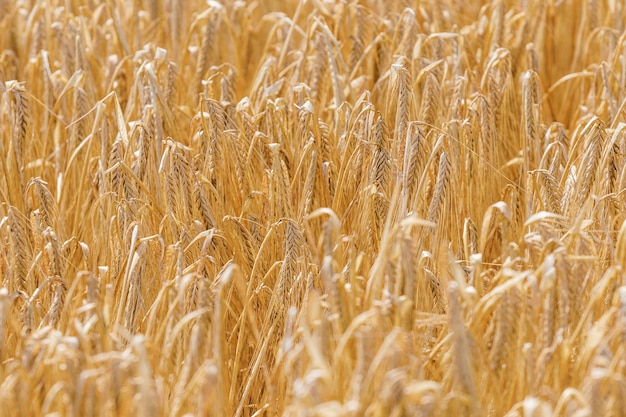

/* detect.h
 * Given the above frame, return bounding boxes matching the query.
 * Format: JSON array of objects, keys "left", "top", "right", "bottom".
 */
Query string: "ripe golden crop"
[{"left": 0, "top": 1, "right": 625, "bottom": 415}]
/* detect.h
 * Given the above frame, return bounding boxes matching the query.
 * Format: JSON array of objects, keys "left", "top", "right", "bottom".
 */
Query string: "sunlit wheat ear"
[
  {"left": 478, "top": 95, "right": 495, "bottom": 175},
  {"left": 522, "top": 70, "right": 540, "bottom": 173},
  {"left": 369, "top": 115, "right": 391, "bottom": 239},
  {"left": 107, "top": 135, "right": 125, "bottom": 193},
  {"left": 269, "top": 143, "right": 293, "bottom": 219},
  {"left": 21, "top": 297, "right": 34, "bottom": 336},
  {"left": 69, "top": 84, "right": 89, "bottom": 151},
  {"left": 171, "top": 146, "right": 194, "bottom": 223},
  {"left": 309, "top": 31, "right": 329, "bottom": 104},
  {"left": 420, "top": 72, "right": 440, "bottom": 134},
  {"left": 464, "top": 219, "right": 483, "bottom": 296},
  {"left": 223, "top": 216, "right": 257, "bottom": 272},
  {"left": 26, "top": 178, "right": 58, "bottom": 231},
  {"left": 42, "top": 227, "right": 62, "bottom": 281},
  {"left": 486, "top": 48, "right": 511, "bottom": 134},
  {"left": 403, "top": 123, "right": 426, "bottom": 209},
  {"left": 463, "top": 217, "right": 478, "bottom": 259},
  {"left": 193, "top": 177, "right": 215, "bottom": 230},
  {"left": 597, "top": 126, "right": 621, "bottom": 212},
  {"left": 202, "top": 98, "right": 227, "bottom": 180},
  {"left": 6, "top": 81, "right": 28, "bottom": 167},
  {"left": 532, "top": 169, "right": 563, "bottom": 214},
  {"left": 572, "top": 118, "right": 603, "bottom": 215},
  {"left": 8, "top": 207, "right": 32, "bottom": 293},
  {"left": 219, "top": 66, "right": 237, "bottom": 105},
  {"left": 426, "top": 151, "right": 450, "bottom": 225},
  {"left": 193, "top": 11, "right": 220, "bottom": 101},
  {"left": 323, "top": 25, "right": 345, "bottom": 108},
  {"left": 479, "top": 202, "right": 510, "bottom": 267},
  {"left": 370, "top": 114, "right": 390, "bottom": 194},
  {"left": 560, "top": 165, "right": 577, "bottom": 214},
  {"left": 392, "top": 59, "right": 411, "bottom": 163},
  {"left": 278, "top": 220, "right": 307, "bottom": 307},
  {"left": 301, "top": 146, "right": 318, "bottom": 219}
]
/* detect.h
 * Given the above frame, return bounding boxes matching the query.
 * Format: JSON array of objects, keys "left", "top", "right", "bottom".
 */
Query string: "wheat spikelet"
[
  {"left": 269, "top": 143, "right": 293, "bottom": 220},
  {"left": 420, "top": 72, "right": 440, "bottom": 134},
  {"left": 463, "top": 217, "right": 479, "bottom": 260},
  {"left": 223, "top": 216, "right": 257, "bottom": 273},
  {"left": 43, "top": 227, "right": 62, "bottom": 280},
  {"left": 21, "top": 297, "right": 34, "bottom": 336},
  {"left": 393, "top": 59, "right": 411, "bottom": 164},
  {"left": 6, "top": 80, "right": 28, "bottom": 155},
  {"left": 597, "top": 126, "right": 621, "bottom": 212},
  {"left": 278, "top": 220, "right": 306, "bottom": 307},
  {"left": 296, "top": 100, "right": 313, "bottom": 151},
  {"left": 478, "top": 95, "right": 495, "bottom": 179},
  {"left": 561, "top": 166, "right": 577, "bottom": 214},
  {"left": 41, "top": 277, "right": 66, "bottom": 328},
  {"left": 533, "top": 169, "right": 563, "bottom": 214},
  {"left": 5, "top": 82, "right": 28, "bottom": 207},
  {"left": 171, "top": 145, "right": 194, "bottom": 223},
  {"left": 301, "top": 146, "right": 318, "bottom": 219},
  {"left": 107, "top": 136, "right": 125, "bottom": 193},
  {"left": 203, "top": 98, "right": 227, "bottom": 180},
  {"left": 321, "top": 27, "right": 344, "bottom": 108},
  {"left": 574, "top": 119, "right": 603, "bottom": 212},
  {"left": 426, "top": 152, "right": 450, "bottom": 224},
  {"left": 220, "top": 66, "right": 237, "bottom": 105},
  {"left": 370, "top": 114, "right": 390, "bottom": 193},
  {"left": 55, "top": 21, "right": 76, "bottom": 78},
  {"left": 27, "top": 178, "right": 58, "bottom": 231},
  {"left": 192, "top": 11, "right": 220, "bottom": 100},
  {"left": 310, "top": 32, "right": 329, "bottom": 103},
  {"left": 403, "top": 123, "right": 426, "bottom": 209},
  {"left": 8, "top": 207, "right": 32, "bottom": 293},
  {"left": 522, "top": 70, "right": 540, "bottom": 177},
  {"left": 193, "top": 177, "right": 215, "bottom": 230},
  {"left": 368, "top": 115, "right": 391, "bottom": 240}
]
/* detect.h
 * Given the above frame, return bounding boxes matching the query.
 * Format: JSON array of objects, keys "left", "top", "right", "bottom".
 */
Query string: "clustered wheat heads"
[{"left": 1, "top": 0, "right": 626, "bottom": 416}]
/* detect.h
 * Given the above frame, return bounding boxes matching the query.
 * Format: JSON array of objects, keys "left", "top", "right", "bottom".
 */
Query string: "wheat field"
[{"left": 1, "top": 0, "right": 626, "bottom": 415}]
